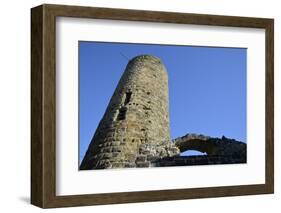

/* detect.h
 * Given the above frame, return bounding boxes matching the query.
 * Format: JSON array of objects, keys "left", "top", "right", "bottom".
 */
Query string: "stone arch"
[
  {"left": 175, "top": 139, "right": 219, "bottom": 155},
  {"left": 173, "top": 134, "right": 247, "bottom": 158}
]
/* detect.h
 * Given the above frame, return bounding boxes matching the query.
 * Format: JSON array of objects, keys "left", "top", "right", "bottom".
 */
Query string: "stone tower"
[{"left": 80, "top": 55, "right": 172, "bottom": 169}]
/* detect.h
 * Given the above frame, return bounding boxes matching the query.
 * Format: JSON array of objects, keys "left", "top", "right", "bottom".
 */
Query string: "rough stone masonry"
[{"left": 80, "top": 55, "right": 246, "bottom": 170}]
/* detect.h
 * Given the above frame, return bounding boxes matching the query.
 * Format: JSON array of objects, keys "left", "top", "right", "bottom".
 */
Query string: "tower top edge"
[
  {"left": 128, "top": 55, "right": 168, "bottom": 74},
  {"left": 129, "top": 54, "right": 163, "bottom": 64}
]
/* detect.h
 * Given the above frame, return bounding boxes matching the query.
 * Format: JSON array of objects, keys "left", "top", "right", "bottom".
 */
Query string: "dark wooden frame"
[{"left": 31, "top": 4, "right": 274, "bottom": 208}]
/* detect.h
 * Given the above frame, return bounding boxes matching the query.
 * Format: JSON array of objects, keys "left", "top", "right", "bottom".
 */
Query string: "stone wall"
[
  {"left": 155, "top": 155, "right": 246, "bottom": 167},
  {"left": 132, "top": 134, "right": 246, "bottom": 168}
]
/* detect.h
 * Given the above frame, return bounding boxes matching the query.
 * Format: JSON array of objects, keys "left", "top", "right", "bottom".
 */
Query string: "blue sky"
[{"left": 79, "top": 41, "right": 247, "bottom": 162}]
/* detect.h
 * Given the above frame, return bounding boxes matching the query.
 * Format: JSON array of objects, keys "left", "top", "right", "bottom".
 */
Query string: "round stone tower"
[{"left": 80, "top": 55, "right": 171, "bottom": 169}]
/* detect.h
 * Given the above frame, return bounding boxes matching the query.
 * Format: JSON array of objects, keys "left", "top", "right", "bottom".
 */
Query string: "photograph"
[
  {"left": 30, "top": 4, "right": 274, "bottom": 208},
  {"left": 78, "top": 41, "right": 247, "bottom": 170}
]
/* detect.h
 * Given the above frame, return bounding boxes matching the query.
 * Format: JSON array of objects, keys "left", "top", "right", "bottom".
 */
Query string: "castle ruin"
[{"left": 80, "top": 55, "right": 246, "bottom": 170}]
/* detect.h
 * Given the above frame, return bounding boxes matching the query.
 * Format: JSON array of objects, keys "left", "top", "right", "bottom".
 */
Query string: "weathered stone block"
[
  {"left": 147, "top": 154, "right": 159, "bottom": 162},
  {"left": 136, "top": 161, "right": 150, "bottom": 168},
  {"left": 136, "top": 155, "right": 146, "bottom": 162}
]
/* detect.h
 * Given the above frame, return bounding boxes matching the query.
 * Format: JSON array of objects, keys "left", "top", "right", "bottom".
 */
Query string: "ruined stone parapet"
[{"left": 173, "top": 134, "right": 246, "bottom": 160}]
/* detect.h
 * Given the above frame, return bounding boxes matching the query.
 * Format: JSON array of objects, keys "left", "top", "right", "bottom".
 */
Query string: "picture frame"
[{"left": 31, "top": 4, "right": 274, "bottom": 208}]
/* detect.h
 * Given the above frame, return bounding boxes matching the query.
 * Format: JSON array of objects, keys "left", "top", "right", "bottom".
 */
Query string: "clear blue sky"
[{"left": 79, "top": 41, "right": 246, "bottom": 162}]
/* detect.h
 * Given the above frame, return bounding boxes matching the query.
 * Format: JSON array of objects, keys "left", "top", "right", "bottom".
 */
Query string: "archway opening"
[{"left": 180, "top": 150, "right": 207, "bottom": 157}]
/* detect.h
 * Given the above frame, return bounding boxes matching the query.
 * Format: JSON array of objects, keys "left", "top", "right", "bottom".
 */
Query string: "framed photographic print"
[{"left": 31, "top": 4, "right": 274, "bottom": 208}]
